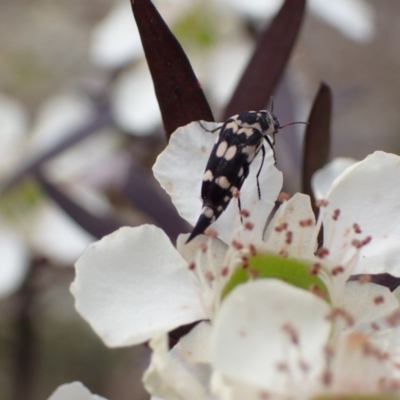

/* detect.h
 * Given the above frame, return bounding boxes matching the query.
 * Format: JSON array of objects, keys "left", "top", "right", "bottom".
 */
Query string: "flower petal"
[
  {"left": 143, "top": 334, "right": 210, "bottom": 400},
  {"left": 311, "top": 157, "right": 357, "bottom": 200},
  {"left": 344, "top": 281, "right": 399, "bottom": 327},
  {"left": 324, "top": 152, "right": 400, "bottom": 276},
  {"left": 212, "top": 279, "right": 330, "bottom": 393},
  {"left": 111, "top": 64, "right": 161, "bottom": 135},
  {"left": 176, "top": 321, "right": 213, "bottom": 364},
  {"left": 47, "top": 381, "right": 107, "bottom": 400},
  {"left": 0, "top": 226, "right": 29, "bottom": 298},
  {"left": 71, "top": 225, "right": 206, "bottom": 347},
  {"left": 153, "top": 121, "right": 282, "bottom": 244},
  {"left": 176, "top": 233, "right": 228, "bottom": 276},
  {"left": 263, "top": 193, "right": 317, "bottom": 258}
]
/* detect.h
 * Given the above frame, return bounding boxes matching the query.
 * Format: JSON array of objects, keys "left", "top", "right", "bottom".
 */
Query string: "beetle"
[{"left": 186, "top": 107, "right": 307, "bottom": 243}]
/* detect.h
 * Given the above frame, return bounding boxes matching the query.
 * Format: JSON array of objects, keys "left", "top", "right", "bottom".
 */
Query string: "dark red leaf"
[
  {"left": 302, "top": 82, "right": 332, "bottom": 211},
  {"left": 223, "top": 0, "right": 306, "bottom": 119},
  {"left": 131, "top": 0, "right": 214, "bottom": 138},
  {"left": 38, "top": 174, "right": 123, "bottom": 239}
]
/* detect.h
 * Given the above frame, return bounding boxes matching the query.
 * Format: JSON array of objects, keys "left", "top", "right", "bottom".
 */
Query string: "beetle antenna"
[
  {"left": 279, "top": 121, "right": 309, "bottom": 130},
  {"left": 270, "top": 96, "right": 275, "bottom": 113}
]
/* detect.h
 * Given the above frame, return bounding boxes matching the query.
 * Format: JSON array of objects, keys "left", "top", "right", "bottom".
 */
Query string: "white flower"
[
  {"left": 0, "top": 92, "right": 117, "bottom": 298},
  {"left": 142, "top": 146, "right": 400, "bottom": 398},
  {"left": 47, "top": 381, "right": 107, "bottom": 400},
  {"left": 71, "top": 120, "right": 282, "bottom": 346}
]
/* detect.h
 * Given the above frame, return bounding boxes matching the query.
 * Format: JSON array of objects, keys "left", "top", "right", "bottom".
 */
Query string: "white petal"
[
  {"left": 324, "top": 152, "right": 400, "bottom": 276},
  {"left": 344, "top": 281, "right": 399, "bottom": 328},
  {"left": 312, "top": 157, "right": 358, "bottom": 200},
  {"left": 177, "top": 233, "right": 228, "bottom": 276},
  {"left": 176, "top": 321, "right": 213, "bottom": 364},
  {"left": 143, "top": 334, "right": 210, "bottom": 400},
  {"left": 153, "top": 121, "right": 282, "bottom": 244},
  {"left": 90, "top": 2, "right": 143, "bottom": 68},
  {"left": 111, "top": 65, "right": 161, "bottom": 135},
  {"left": 309, "top": 0, "right": 375, "bottom": 42},
  {"left": 263, "top": 193, "right": 317, "bottom": 258},
  {"left": 47, "top": 381, "right": 107, "bottom": 400},
  {"left": 218, "top": 0, "right": 281, "bottom": 19},
  {"left": 29, "top": 92, "right": 95, "bottom": 157},
  {"left": 212, "top": 280, "right": 330, "bottom": 393},
  {"left": 0, "top": 226, "right": 29, "bottom": 298},
  {"left": 71, "top": 225, "right": 206, "bottom": 347},
  {"left": 29, "top": 202, "right": 94, "bottom": 266},
  {"left": 0, "top": 94, "right": 28, "bottom": 177}
]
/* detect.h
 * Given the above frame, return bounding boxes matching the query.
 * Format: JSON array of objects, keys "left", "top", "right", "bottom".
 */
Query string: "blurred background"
[{"left": 0, "top": 0, "right": 399, "bottom": 399}]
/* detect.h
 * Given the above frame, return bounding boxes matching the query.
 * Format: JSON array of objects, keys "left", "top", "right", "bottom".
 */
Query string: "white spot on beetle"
[
  {"left": 202, "top": 207, "right": 214, "bottom": 219},
  {"left": 216, "top": 141, "right": 228, "bottom": 157},
  {"left": 224, "top": 145, "right": 237, "bottom": 160},
  {"left": 242, "top": 145, "right": 256, "bottom": 156},
  {"left": 216, "top": 176, "right": 231, "bottom": 189},
  {"left": 203, "top": 170, "right": 213, "bottom": 181}
]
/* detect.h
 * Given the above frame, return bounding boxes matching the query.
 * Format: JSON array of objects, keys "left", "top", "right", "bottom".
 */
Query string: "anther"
[
  {"left": 332, "top": 209, "right": 340, "bottom": 221},
  {"left": 299, "top": 218, "right": 313, "bottom": 227},
  {"left": 285, "top": 231, "right": 293, "bottom": 245},
  {"left": 188, "top": 262, "right": 196, "bottom": 270},
  {"left": 279, "top": 249, "right": 289, "bottom": 258},
  {"left": 232, "top": 188, "right": 241, "bottom": 198},
  {"left": 326, "top": 308, "right": 354, "bottom": 327},
  {"left": 241, "top": 256, "right": 249, "bottom": 268},
  {"left": 275, "top": 222, "right": 288, "bottom": 232},
  {"left": 205, "top": 270, "right": 215, "bottom": 281},
  {"left": 221, "top": 266, "right": 229, "bottom": 276},
  {"left": 282, "top": 323, "right": 299, "bottom": 345},
  {"left": 249, "top": 244, "right": 257, "bottom": 256},
  {"left": 248, "top": 268, "right": 259, "bottom": 278},
  {"left": 309, "top": 284, "right": 327, "bottom": 299},
  {"left": 353, "top": 223, "right": 362, "bottom": 234},
  {"left": 331, "top": 266, "right": 344, "bottom": 276},
  {"left": 362, "top": 236, "right": 372, "bottom": 246},
  {"left": 240, "top": 209, "right": 250, "bottom": 218},
  {"left": 370, "top": 322, "right": 380, "bottom": 331},
  {"left": 308, "top": 263, "right": 321, "bottom": 275},
  {"left": 231, "top": 240, "right": 243, "bottom": 250},
  {"left": 277, "top": 192, "right": 290, "bottom": 202},
  {"left": 244, "top": 221, "right": 254, "bottom": 230},
  {"left": 315, "top": 199, "right": 329, "bottom": 208},
  {"left": 316, "top": 247, "right": 329, "bottom": 258},
  {"left": 322, "top": 369, "right": 332, "bottom": 386}
]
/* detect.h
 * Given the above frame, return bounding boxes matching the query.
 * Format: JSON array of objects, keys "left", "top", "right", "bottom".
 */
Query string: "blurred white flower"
[
  {"left": 47, "top": 381, "right": 107, "bottom": 400},
  {"left": 71, "top": 120, "right": 281, "bottom": 346},
  {"left": 0, "top": 91, "right": 120, "bottom": 298},
  {"left": 312, "top": 157, "right": 357, "bottom": 200}
]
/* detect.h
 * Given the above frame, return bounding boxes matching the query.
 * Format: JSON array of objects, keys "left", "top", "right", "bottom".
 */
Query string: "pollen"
[{"left": 332, "top": 209, "right": 341, "bottom": 220}]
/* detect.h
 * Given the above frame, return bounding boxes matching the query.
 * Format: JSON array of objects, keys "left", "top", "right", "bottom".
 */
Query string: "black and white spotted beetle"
[{"left": 186, "top": 107, "right": 307, "bottom": 243}]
